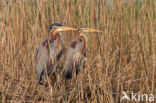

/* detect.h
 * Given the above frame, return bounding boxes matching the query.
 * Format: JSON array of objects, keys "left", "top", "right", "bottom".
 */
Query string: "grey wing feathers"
[
  {"left": 34, "top": 45, "right": 42, "bottom": 64},
  {"left": 35, "top": 45, "right": 49, "bottom": 83},
  {"left": 64, "top": 46, "right": 86, "bottom": 79},
  {"left": 73, "top": 52, "right": 85, "bottom": 70},
  {"left": 35, "top": 38, "right": 64, "bottom": 84},
  {"left": 64, "top": 47, "right": 75, "bottom": 78}
]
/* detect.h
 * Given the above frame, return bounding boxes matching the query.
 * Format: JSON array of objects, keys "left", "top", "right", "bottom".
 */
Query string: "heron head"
[
  {"left": 78, "top": 26, "right": 102, "bottom": 36},
  {"left": 49, "top": 23, "right": 77, "bottom": 36}
]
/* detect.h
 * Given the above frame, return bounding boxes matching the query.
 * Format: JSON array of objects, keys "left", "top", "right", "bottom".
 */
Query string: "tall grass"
[{"left": 0, "top": 0, "right": 156, "bottom": 102}]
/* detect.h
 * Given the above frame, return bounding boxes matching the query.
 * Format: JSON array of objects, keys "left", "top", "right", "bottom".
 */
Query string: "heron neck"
[
  {"left": 78, "top": 34, "right": 86, "bottom": 54},
  {"left": 49, "top": 31, "right": 61, "bottom": 47},
  {"left": 56, "top": 33, "right": 60, "bottom": 47}
]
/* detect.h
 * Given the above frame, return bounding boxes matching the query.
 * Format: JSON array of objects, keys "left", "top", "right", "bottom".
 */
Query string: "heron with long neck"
[
  {"left": 64, "top": 26, "right": 102, "bottom": 79},
  {"left": 35, "top": 23, "right": 77, "bottom": 85}
]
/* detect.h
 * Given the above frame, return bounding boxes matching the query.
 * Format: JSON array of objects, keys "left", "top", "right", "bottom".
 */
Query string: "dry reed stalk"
[{"left": 0, "top": 0, "right": 155, "bottom": 102}]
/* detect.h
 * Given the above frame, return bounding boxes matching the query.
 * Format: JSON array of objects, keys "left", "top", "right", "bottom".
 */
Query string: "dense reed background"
[{"left": 0, "top": 0, "right": 156, "bottom": 102}]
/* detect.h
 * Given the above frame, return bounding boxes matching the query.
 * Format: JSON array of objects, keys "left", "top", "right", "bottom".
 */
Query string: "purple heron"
[
  {"left": 35, "top": 23, "right": 76, "bottom": 85},
  {"left": 64, "top": 26, "right": 102, "bottom": 79}
]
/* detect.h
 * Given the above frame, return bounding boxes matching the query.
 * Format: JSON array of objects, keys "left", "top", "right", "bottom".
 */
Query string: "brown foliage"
[{"left": 0, "top": 0, "right": 156, "bottom": 102}]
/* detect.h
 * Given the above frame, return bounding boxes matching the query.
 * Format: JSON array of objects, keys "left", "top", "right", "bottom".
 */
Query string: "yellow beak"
[
  {"left": 86, "top": 28, "right": 102, "bottom": 32},
  {"left": 56, "top": 26, "right": 77, "bottom": 31}
]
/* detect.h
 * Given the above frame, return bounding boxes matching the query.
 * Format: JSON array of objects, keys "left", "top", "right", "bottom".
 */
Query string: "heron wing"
[
  {"left": 35, "top": 36, "right": 64, "bottom": 84},
  {"left": 73, "top": 51, "right": 85, "bottom": 74},
  {"left": 35, "top": 39, "right": 52, "bottom": 83},
  {"left": 34, "top": 45, "right": 42, "bottom": 64},
  {"left": 35, "top": 46, "right": 49, "bottom": 82},
  {"left": 64, "top": 43, "right": 86, "bottom": 79},
  {"left": 64, "top": 47, "right": 75, "bottom": 79}
]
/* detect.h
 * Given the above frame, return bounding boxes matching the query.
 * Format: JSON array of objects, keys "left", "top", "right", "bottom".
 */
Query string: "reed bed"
[{"left": 0, "top": 0, "right": 156, "bottom": 102}]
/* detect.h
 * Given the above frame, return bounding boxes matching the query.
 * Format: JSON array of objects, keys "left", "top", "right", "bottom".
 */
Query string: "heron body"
[
  {"left": 64, "top": 27, "right": 102, "bottom": 80},
  {"left": 64, "top": 31, "right": 87, "bottom": 79},
  {"left": 35, "top": 23, "right": 76, "bottom": 85},
  {"left": 35, "top": 33, "right": 64, "bottom": 85}
]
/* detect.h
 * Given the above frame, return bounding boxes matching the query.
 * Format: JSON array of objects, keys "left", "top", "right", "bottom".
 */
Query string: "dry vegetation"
[{"left": 0, "top": 0, "right": 156, "bottom": 103}]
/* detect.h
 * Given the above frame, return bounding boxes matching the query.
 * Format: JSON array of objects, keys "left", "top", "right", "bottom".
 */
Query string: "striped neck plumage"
[
  {"left": 49, "top": 30, "right": 61, "bottom": 47},
  {"left": 78, "top": 31, "right": 86, "bottom": 54}
]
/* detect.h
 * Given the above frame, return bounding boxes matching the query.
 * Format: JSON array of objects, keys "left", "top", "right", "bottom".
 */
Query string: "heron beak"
[
  {"left": 57, "top": 26, "right": 77, "bottom": 31},
  {"left": 86, "top": 28, "right": 102, "bottom": 32}
]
